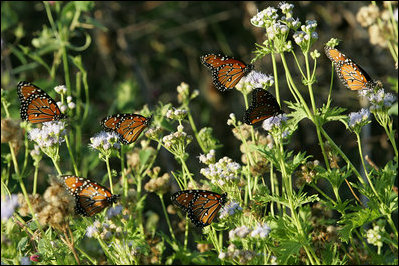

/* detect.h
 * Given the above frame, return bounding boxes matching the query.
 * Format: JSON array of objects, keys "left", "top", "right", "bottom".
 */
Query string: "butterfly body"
[
  {"left": 324, "top": 46, "right": 375, "bottom": 90},
  {"left": 244, "top": 88, "right": 283, "bottom": 125},
  {"left": 61, "top": 175, "right": 119, "bottom": 217},
  {"left": 201, "top": 54, "right": 253, "bottom": 91},
  {"left": 101, "top": 113, "right": 152, "bottom": 144},
  {"left": 17, "top": 81, "right": 66, "bottom": 123},
  {"left": 171, "top": 190, "right": 227, "bottom": 227}
]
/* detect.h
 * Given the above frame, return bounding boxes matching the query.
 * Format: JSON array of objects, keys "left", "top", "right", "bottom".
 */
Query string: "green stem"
[
  {"left": 32, "top": 162, "right": 39, "bottom": 195},
  {"left": 187, "top": 110, "right": 206, "bottom": 153},
  {"left": 303, "top": 52, "right": 330, "bottom": 170},
  {"left": 184, "top": 218, "right": 189, "bottom": 251},
  {"left": 51, "top": 157, "right": 63, "bottom": 176},
  {"left": 320, "top": 128, "right": 364, "bottom": 184},
  {"left": 355, "top": 133, "right": 380, "bottom": 201},
  {"left": 271, "top": 52, "right": 280, "bottom": 105},
  {"left": 104, "top": 155, "right": 114, "bottom": 194},
  {"left": 159, "top": 194, "right": 176, "bottom": 241},
  {"left": 120, "top": 146, "right": 128, "bottom": 197},
  {"left": 275, "top": 135, "right": 320, "bottom": 264},
  {"left": 65, "top": 134, "right": 79, "bottom": 176}
]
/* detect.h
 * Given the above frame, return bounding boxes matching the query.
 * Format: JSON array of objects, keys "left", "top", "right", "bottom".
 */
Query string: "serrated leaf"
[{"left": 17, "top": 237, "right": 29, "bottom": 252}]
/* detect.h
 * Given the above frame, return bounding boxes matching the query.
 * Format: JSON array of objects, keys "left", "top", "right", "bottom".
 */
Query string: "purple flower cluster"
[
  {"left": 359, "top": 88, "right": 396, "bottom": 111},
  {"left": 219, "top": 200, "right": 243, "bottom": 219},
  {"left": 348, "top": 108, "right": 370, "bottom": 130},
  {"left": 1, "top": 194, "right": 19, "bottom": 221}
]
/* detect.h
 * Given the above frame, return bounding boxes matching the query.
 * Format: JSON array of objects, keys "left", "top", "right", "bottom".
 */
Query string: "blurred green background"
[{"left": 1, "top": 1, "right": 397, "bottom": 189}]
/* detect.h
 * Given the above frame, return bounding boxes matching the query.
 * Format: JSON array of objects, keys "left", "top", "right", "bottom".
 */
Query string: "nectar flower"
[
  {"left": 28, "top": 121, "right": 67, "bottom": 149},
  {"left": 56, "top": 101, "right": 67, "bottom": 113},
  {"left": 1, "top": 194, "right": 19, "bottom": 221},
  {"left": 368, "top": 89, "right": 396, "bottom": 111},
  {"left": 227, "top": 113, "right": 237, "bottom": 126},
  {"left": 229, "top": 225, "right": 251, "bottom": 239},
  {"left": 86, "top": 223, "right": 100, "bottom": 238},
  {"left": 348, "top": 108, "right": 370, "bottom": 130},
  {"left": 89, "top": 131, "right": 121, "bottom": 151},
  {"left": 245, "top": 71, "right": 274, "bottom": 89},
  {"left": 145, "top": 126, "right": 162, "bottom": 140},
  {"left": 166, "top": 107, "right": 188, "bottom": 120},
  {"left": 250, "top": 7, "right": 279, "bottom": 27},
  {"left": 366, "top": 225, "right": 384, "bottom": 247},
  {"left": 107, "top": 205, "right": 123, "bottom": 219},
  {"left": 199, "top": 149, "right": 216, "bottom": 164},
  {"left": 54, "top": 85, "right": 67, "bottom": 95},
  {"left": 162, "top": 126, "right": 193, "bottom": 152},
  {"left": 279, "top": 2, "right": 294, "bottom": 15},
  {"left": 251, "top": 223, "right": 271, "bottom": 238},
  {"left": 219, "top": 200, "right": 243, "bottom": 219},
  {"left": 262, "top": 113, "right": 288, "bottom": 131},
  {"left": 200, "top": 157, "right": 241, "bottom": 185},
  {"left": 20, "top": 257, "right": 31, "bottom": 265}
]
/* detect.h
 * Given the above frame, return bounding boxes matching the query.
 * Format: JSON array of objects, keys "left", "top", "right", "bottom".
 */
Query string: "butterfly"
[
  {"left": 200, "top": 53, "right": 254, "bottom": 92},
  {"left": 324, "top": 46, "right": 376, "bottom": 90},
  {"left": 60, "top": 175, "right": 120, "bottom": 217},
  {"left": 101, "top": 113, "right": 152, "bottom": 144},
  {"left": 171, "top": 190, "right": 227, "bottom": 228},
  {"left": 17, "top": 81, "right": 66, "bottom": 123},
  {"left": 244, "top": 88, "right": 283, "bottom": 125}
]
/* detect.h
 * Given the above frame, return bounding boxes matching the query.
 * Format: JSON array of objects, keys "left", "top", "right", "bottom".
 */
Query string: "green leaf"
[
  {"left": 17, "top": 237, "right": 28, "bottom": 252},
  {"left": 338, "top": 207, "right": 382, "bottom": 243}
]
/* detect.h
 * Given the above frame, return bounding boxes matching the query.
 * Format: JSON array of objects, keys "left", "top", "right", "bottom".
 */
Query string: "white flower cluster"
[
  {"left": 162, "top": 126, "right": 192, "bottom": 149},
  {"left": 218, "top": 244, "right": 260, "bottom": 264},
  {"left": 293, "top": 30, "right": 318, "bottom": 46},
  {"left": 200, "top": 156, "right": 241, "bottom": 186},
  {"left": 250, "top": 7, "right": 279, "bottom": 27},
  {"left": 219, "top": 200, "right": 243, "bottom": 219},
  {"left": 359, "top": 88, "right": 397, "bottom": 111},
  {"left": 267, "top": 21, "right": 289, "bottom": 39},
  {"left": 226, "top": 113, "right": 237, "bottom": 126},
  {"left": 145, "top": 126, "right": 162, "bottom": 140},
  {"left": 28, "top": 121, "right": 67, "bottom": 148},
  {"left": 262, "top": 113, "right": 288, "bottom": 131},
  {"left": 348, "top": 108, "right": 370, "bottom": 130},
  {"left": 198, "top": 149, "right": 216, "bottom": 165},
  {"left": 366, "top": 225, "right": 383, "bottom": 247},
  {"left": 229, "top": 225, "right": 252, "bottom": 239},
  {"left": 56, "top": 96, "right": 75, "bottom": 114},
  {"left": 229, "top": 223, "right": 271, "bottom": 240},
  {"left": 166, "top": 107, "right": 188, "bottom": 120},
  {"left": 89, "top": 131, "right": 121, "bottom": 151},
  {"left": 280, "top": 16, "right": 301, "bottom": 30},
  {"left": 1, "top": 194, "right": 19, "bottom": 221},
  {"left": 245, "top": 71, "right": 274, "bottom": 89},
  {"left": 54, "top": 85, "right": 67, "bottom": 95},
  {"left": 278, "top": 2, "right": 294, "bottom": 14},
  {"left": 107, "top": 205, "right": 123, "bottom": 219},
  {"left": 250, "top": 223, "right": 271, "bottom": 238},
  {"left": 176, "top": 82, "right": 189, "bottom": 96}
]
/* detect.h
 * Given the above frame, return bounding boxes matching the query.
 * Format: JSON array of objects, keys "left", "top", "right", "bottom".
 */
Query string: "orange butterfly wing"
[
  {"left": 244, "top": 88, "right": 282, "bottom": 125},
  {"left": 77, "top": 184, "right": 116, "bottom": 217},
  {"left": 60, "top": 175, "right": 119, "bottom": 217},
  {"left": 200, "top": 54, "right": 253, "bottom": 91},
  {"left": 190, "top": 192, "right": 226, "bottom": 226},
  {"left": 324, "top": 47, "right": 375, "bottom": 90},
  {"left": 101, "top": 114, "right": 152, "bottom": 144},
  {"left": 17, "top": 81, "right": 66, "bottom": 123},
  {"left": 171, "top": 190, "right": 227, "bottom": 227}
]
